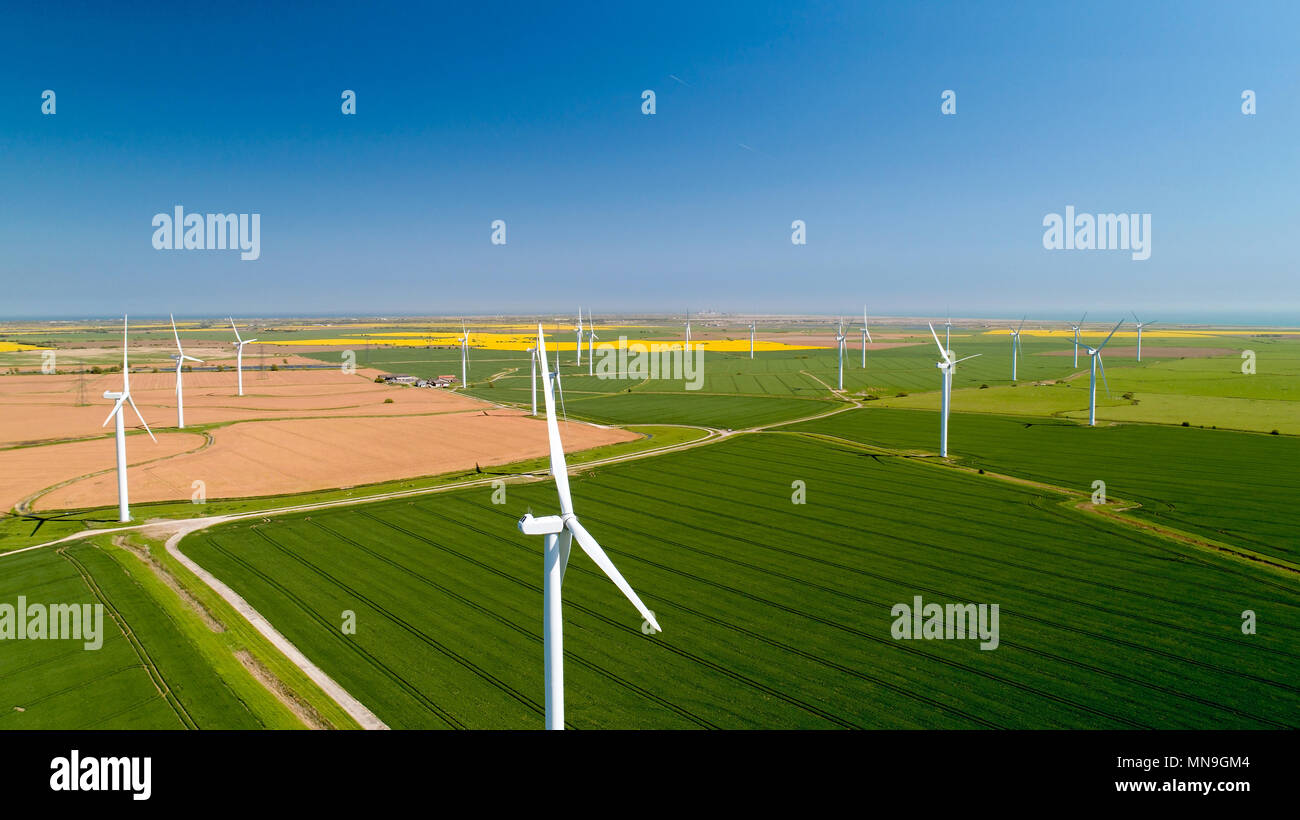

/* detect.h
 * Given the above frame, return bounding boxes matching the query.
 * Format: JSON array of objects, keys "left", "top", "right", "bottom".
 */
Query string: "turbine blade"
[
  {"left": 953, "top": 353, "right": 982, "bottom": 364},
  {"left": 535, "top": 325, "right": 573, "bottom": 515},
  {"left": 1016, "top": 315, "right": 1026, "bottom": 333},
  {"left": 126, "top": 394, "right": 157, "bottom": 442},
  {"left": 171, "top": 313, "right": 183, "bottom": 354},
  {"left": 566, "top": 516, "right": 660, "bottom": 632},
  {"left": 927, "top": 322, "right": 947, "bottom": 359},
  {"left": 229, "top": 317, "right": 242, "bottom": 343},
  {"left": 122, "top": 315, "right": 131, "bottom": 393},
  {"left": 558, "top": 528, "right": 573, "bottom": 583},
  {"left": 1097, "top": 318, "right": 1125, "bottom": 351},
  {"left": 102, "top": 397, "right": 125, "bottom": 427},
  {"left": 1097, "top": 353, "right": 1111, "bottom": 396}
]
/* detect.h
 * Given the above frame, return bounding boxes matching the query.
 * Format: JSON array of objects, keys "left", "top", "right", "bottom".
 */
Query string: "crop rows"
[{"left": 182, "top": 432, "right": 1300, "bottom": 729}]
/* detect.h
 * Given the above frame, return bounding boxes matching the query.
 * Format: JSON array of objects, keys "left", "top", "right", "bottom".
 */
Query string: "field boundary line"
[
  {"left": 159, "top": 521, "right": 390, "bottom": 730},
  {"left": 780, "top": 429, "right": 1300, "bottom": 579},
  {"left": 60, "top": 543, "right": 197, "bottom": 729},
  {"left": 14, "top": 430, "right": 213, "bottom": 515}
]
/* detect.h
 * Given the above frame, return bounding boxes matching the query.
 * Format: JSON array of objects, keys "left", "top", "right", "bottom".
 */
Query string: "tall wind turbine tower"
[
  {"left": 1009, "top": 316, "right": 1026, "bottom": 382},
  {"left": 169, "top": 314, "right": 203, "bottom": 428},
  {"left": 516, "top": 324, "right": 661, "bottom": 730},
  {"left": 928, "top": 322, "right": 981, "bottom": 457},
  {"left": 586, "top": 311, "right": 598, "bottom": 376},
  {"left": 1132, "top": 312, "right": 1155, "bottom": 361},
  {"left": 575, "top": 308, "right": 584, "bottom": 365},
  {"left": 1077, "top": 319, "right": 1124, "bottom": 426},
  {"left": 229, "top": 318, "right": 258, "bottom": 397},
  {"left": 835, "top": 318, "right": 847, "bottom": 390},
  {"left": 459, "top": 323, "right": 469, "bottom": 387},
  {"left": 102, "top": 316, "right": 157, "bottom": 522},
  {"left": 860, "top": 308, "right": 872, "bottom": 368},
  {"left": 1070, "top": 312, "right": 1088, "bottom": 368},
  {"left": 748, "top": 321, "right": 755, "bottom": 359}
]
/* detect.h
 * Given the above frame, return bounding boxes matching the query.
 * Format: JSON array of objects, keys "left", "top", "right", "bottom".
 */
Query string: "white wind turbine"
[
  {"left": 527, "top": 346, "right": 537, "bottom": 415},
  {"left": 517, "top": 323, "right": 661, "bottom": 730},
  {"left": 684, "top": 310, "right": 691, "bottom": 348},
  {"left": 928, "top": 321, "right": 981, "bottom": 458},
  {"left": 461, "top": 330, "right": 470, "bottom": 384},
  {"left": 1132, "top": 312, "right": 1155, "bottom": 361},
  {"left": 944, "top": 309, "right": 952, "bottom": 351},
  {"left": 834, "top": 318, "right": 847, "bottom": 390},
  {"left": 575, "top": 307, "right": 584, "bottom": 365},
  {"left": 229, "top": 318, "right": 258, "bottom": 397},
  {"left": 1076, "top": 318, "right": 1124, "bottom": 427},
  {"left": 586, "top": 311, "right": 598, "bottom": 376},
  {"left": 169, "top": 314, "right": 203, "bottom": 428},
  {"left": 1069, "top": 311, "right": 1088, "bottom": 368},
  {"left": 860, "top": 308, "right": 872, "bottom": 368},
  {"left": 748, "top": 320, "right": 755, "bottom": 359},
  {"left": 1009, "top": 315, "right": 1026, "bottom": 381},
  {"left": 102, "top": 316, "right": 157, "bottom": 523}
]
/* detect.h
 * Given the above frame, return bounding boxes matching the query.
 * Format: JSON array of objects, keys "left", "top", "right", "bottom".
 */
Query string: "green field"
[
  {"left": 782, "top": 407, "right": 1300, "bottom": 565},
  {"left": 178, "top": 433, "right": 1300, "bottom": 729},
  {"left": 5, "top": 319, "right": 1300, "bottom": 731},
  {"left": 0, "top": 541, "right": 261, "bottom": 728}
]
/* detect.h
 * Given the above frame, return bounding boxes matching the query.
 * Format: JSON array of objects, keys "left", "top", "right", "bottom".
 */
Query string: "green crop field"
[
  {"left": 781, "top": 407, "right": 1300, "bottom": 565},
  {"left": 178, "top": 433, "right": 1300, "bottom": 729},
  {"left": 0, "top": 541, "right": 267, "bottom": 728},
  {"left": 6, "top": 319, "right": 1300, "bottom": 733},
  {"left": 564, "top": 392, "right": 841, "bottom": 428}
]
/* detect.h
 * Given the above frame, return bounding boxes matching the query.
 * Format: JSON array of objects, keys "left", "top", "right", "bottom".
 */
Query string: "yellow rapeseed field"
[{"left": 269, "top": 332, "right": 822, "bottom": 352}]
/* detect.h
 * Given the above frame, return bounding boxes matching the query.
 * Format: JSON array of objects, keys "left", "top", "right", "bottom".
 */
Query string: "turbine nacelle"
[{"left": 518, "top": 513, "right": 565, "bottom": 536}]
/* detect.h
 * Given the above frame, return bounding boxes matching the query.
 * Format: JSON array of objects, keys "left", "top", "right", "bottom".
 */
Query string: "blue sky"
[{"left": 1, "top": 1, "right": 1297, "bottom": 321}]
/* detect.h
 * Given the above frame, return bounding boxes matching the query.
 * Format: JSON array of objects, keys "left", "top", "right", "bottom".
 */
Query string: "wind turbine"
[
  {"left": 102, "top": 316, "right": 157, "bottom": 523},
  {"left": 928, "top": 322, "right": 981, "bottom": 458},
  {"left": 684, "top": 310, "right": 691, "bottom": 348},
  {"left": 461, "top": 330, "right": 471, "bottom": 384},
  {"left": 1076, "top": 318, "right": 1124, "bottom": 427},
  {"left": 944, "top": 309, "right": 952, "bottom": 351},
  {"left": 834, "top": 318, "right": 847, "bottom": 390},
  {"left": 169, "top": 314, "right": 203, "bottom": 428},
  {"left": 1069, "top": 311, "right": 1088, "bottom": 368},
  {"left": 527, "top": 346, "right": 537, "bottom": 415},
  {"left": 575, "top": 308, "right": 584, "bottom": 365},
  {"left": 586, "top": 311, "right": 598, "bottom": 376},
  {"left": 516, "top": 323, "right": 661, "bottom": 730},
  {"left": 229, "top": 318, "right": 258, "bottom": 397},
  {"left": 1009, "top": 316, "right": 1026, "bottom": 381},
  {"left": 748, "top": 320, "right": 755, "bottom": 359},
  {"left": 860, "top": 308, "right": 872, "bottom": 368},
  {"left": 1132, "top": 312, "right": 1155, "bottom": 361}
]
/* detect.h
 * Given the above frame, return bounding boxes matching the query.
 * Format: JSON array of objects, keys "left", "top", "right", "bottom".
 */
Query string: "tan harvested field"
[
  {"left": 0, "top": 432, "right": 204, "bottom": 512},
  {"left": 0, "top": 367, "right": 484, "bottom": 446},
  {"left": 2, "top": 356, "right": 637, "bottom": 514},
  {"left": 35, "top": 413, "right": 635, "bottom": 510}
]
